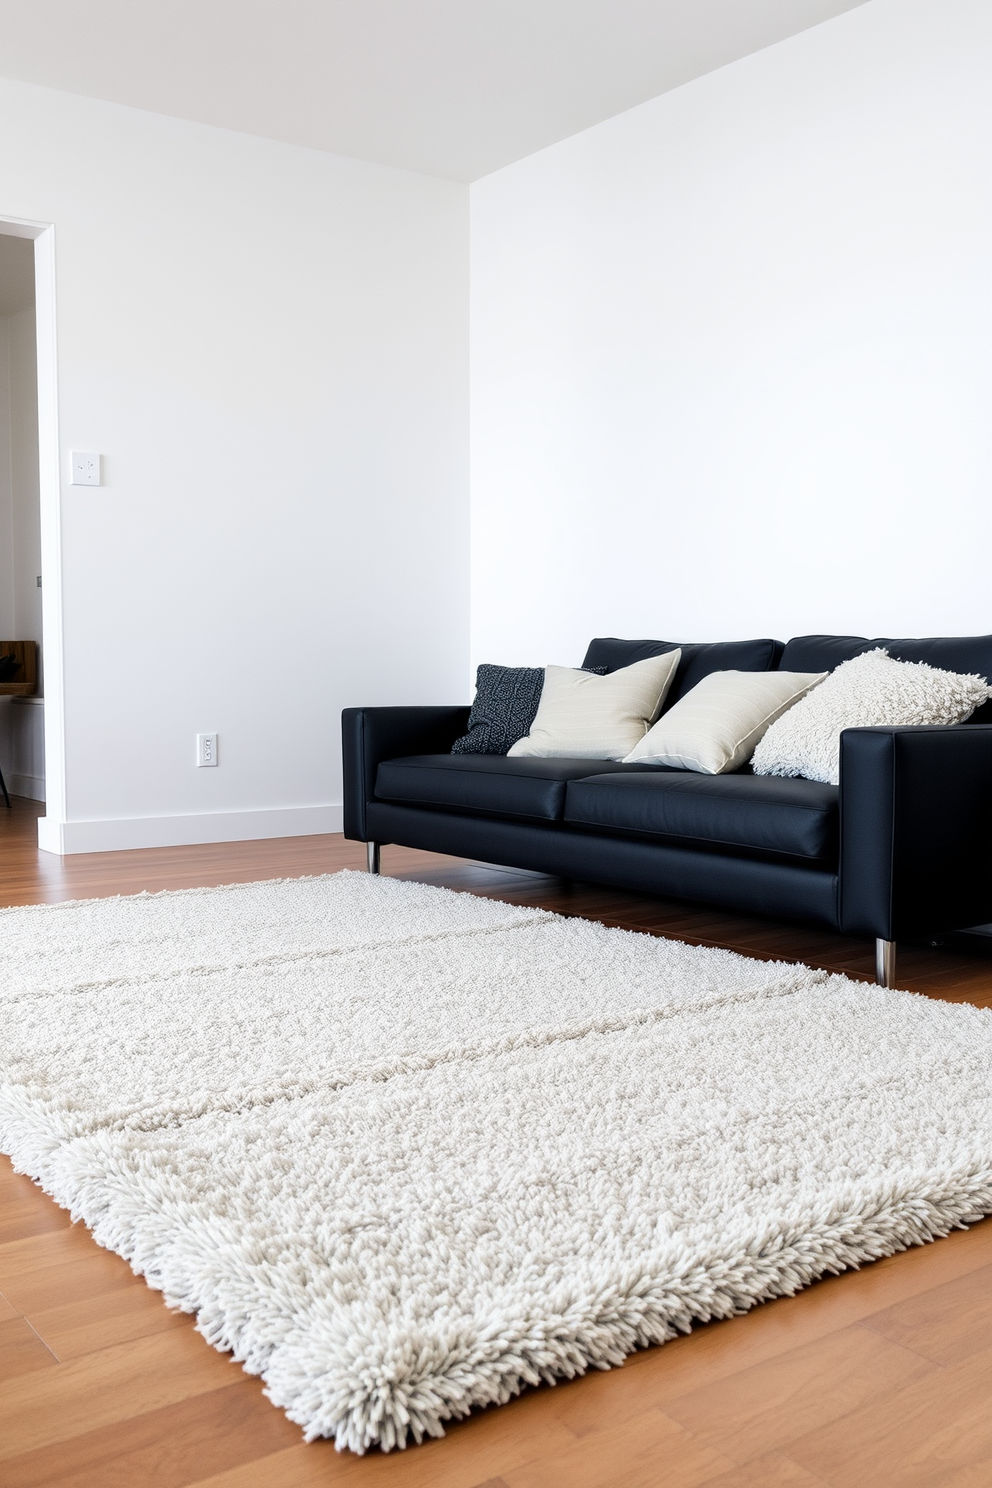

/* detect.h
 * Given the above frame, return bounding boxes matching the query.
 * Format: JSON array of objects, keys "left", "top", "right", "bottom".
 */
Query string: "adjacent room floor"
[{"left": 2, "top": 793, "right": 991, "bottom": 1488}]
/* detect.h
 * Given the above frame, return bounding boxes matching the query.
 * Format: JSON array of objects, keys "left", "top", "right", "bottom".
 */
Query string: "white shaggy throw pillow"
[
  {"left": 508, "top": 650, "right": 681, "bottom": 760},
  {"left": 752, "top": 648, "right": 992, "bottom": 785},
  {"left": 623, "top": 669, "right": 826, "bottom": 774}
]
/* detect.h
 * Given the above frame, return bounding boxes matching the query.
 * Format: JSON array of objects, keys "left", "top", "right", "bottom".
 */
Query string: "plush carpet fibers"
[{"left": 3, "top": 873, "right": 992, "bottom": 1453}]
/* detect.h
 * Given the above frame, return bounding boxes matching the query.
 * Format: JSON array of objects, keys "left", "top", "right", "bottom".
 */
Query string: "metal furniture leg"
[
  {"left": 875, "top": 938, "right": 896, "bottom": 988},
  {"left": 0, "top": 762, "right": 9, "bottom": 808},
  {"left": 366, "top": 841, "right": 380, "bottom": 875}
]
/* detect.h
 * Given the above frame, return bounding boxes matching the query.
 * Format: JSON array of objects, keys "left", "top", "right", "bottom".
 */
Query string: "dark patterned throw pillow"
[
  {"left": 451, "top": 665, "right": 546, "bottom": 755},
  {"left": 451, "top": 663, "right": 607, "bottom": 755}
]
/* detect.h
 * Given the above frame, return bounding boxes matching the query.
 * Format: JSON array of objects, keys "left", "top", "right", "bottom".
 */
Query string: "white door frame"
[{"left": 0, "top": 215, "right": 65, "bottom": 848}]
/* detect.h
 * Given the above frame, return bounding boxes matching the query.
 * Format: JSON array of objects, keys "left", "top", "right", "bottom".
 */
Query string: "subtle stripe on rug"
[{"left": 2, "top": 871, "right": 992, "bottom": 1453}]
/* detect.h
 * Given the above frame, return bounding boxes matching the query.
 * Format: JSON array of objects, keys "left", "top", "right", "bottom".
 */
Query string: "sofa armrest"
[
  {"left": 341, "top": 706, "right": 471, "bottom": 842},
  {"left": 839, "top": 725, "right": 992, "bottom": 939}
]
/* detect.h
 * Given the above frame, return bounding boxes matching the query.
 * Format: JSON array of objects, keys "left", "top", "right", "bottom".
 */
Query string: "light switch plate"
[{"left": 70, "top": 451, "right": 101, "bottom": 486}]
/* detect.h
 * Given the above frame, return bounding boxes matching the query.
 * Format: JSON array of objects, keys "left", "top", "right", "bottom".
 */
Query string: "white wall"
[
  {"left": 0, "top": 78, "right": 468, "bottom": 851},
  {"left": 470, "top": 0, "right": 992, "bottom": 668}
]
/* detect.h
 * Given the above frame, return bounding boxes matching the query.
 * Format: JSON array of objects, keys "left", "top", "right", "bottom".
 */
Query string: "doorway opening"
[
  {"left": 0, "top": 232, "right": 43, "bottom": 804},
  {"left": 0, "top": 218, "right": 61, "bottom": 843}
]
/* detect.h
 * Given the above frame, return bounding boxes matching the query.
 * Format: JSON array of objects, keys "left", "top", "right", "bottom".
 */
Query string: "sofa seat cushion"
[
  {"left": 564, "top": 770, "right": 838, "bottom": 862},
  {"left": 375, "top": 755, "right": 660, "bottom": 824}
]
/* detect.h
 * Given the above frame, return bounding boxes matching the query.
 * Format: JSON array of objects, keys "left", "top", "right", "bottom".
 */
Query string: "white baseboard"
[
  {"left": 37, "top": 802, "right": 344, "bottom": 856},
  {"left": 9, "top": 771, "right": 45, "bottom": 802}
]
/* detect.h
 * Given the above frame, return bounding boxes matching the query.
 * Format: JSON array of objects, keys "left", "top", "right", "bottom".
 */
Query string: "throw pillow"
[
  {"left": 507, "top": 651, "right": 681, "bottom": 760},
  {"left": 451, "top": 665, "right": 545, "bottom": 755},
  {"left": 622, "top": 670, "right": 827, "bottom": 775},
  {"left": 451, "top": 663, "right": 608, "bottom": 755},
  {"left": 751, "top": 648, "right": 992, "bottom": 785}
]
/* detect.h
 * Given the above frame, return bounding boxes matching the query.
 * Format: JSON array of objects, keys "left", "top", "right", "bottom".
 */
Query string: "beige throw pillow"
[
  {"left": 623, "top": 670, "right": 826, "bottom": 774},
  {"left": 508, "top": 651, "right": 681, "bottom": 760}
]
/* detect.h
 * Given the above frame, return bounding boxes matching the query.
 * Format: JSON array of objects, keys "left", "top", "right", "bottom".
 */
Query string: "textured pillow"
[
  {"left": 623, "top": 670, "right": 826, "bottom": 775},
  {"left": 451, "top": 665, "right": 546, "bottom": 755},
  {"left": 751, "top": 649, "right": 992, "bottom": 785},
  {"left": 508, "top": 652, "right": 681, "bottom": 760},
  {"left": 451, "top": 663, "right": 607, "bottom": 755}
]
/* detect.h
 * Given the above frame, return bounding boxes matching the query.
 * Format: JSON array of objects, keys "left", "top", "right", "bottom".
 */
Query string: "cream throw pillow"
[
  {"left": 623, "top": 669, "right": 827, "bottom": 775},
  {"left": 751, "top": 648, "right": 992, "bottom": 785},
  {"left": 508, "top": 651, "right": 681, "bottom": 760}
]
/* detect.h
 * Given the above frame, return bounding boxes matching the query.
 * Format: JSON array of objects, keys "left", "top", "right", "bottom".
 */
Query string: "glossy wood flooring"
[{"left": 3, "top": 794, "right": 992, "bottom": 1487}]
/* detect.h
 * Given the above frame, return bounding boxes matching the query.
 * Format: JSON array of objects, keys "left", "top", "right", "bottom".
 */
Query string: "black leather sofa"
[{"left": 342, "top": 634, "right": 992, "bottom": 985}]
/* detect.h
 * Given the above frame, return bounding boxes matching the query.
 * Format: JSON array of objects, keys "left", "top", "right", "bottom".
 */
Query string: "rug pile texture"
[{"left": 2, "top": 872, "right": 992, "bottom": 1453}]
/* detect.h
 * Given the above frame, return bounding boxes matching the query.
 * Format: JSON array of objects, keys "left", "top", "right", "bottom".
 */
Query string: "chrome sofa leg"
[
  {"left": 875, "top": 938, "right": 896, "bottom": 988},
  {"left": 366, "top": 841, "right": 380, "bottom": 875}
]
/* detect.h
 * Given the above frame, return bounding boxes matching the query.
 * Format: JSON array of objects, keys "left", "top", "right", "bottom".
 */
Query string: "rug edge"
[{"left": 6, "top": 1131, "right": 991, "bottom": 1454}]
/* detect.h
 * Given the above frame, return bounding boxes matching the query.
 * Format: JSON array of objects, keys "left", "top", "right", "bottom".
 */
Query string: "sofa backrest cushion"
[
  {"left": 778, "top": 635, "right": 874, "bottom": 673},
  {"left": 877, "top": 635, "right": 992, "bottom": 678},
  {"left": 581, "top": 637, "right": 784, "bottom": 710},
  {"left": 782, "top": 634, "right": 992, "bottom": 723}
]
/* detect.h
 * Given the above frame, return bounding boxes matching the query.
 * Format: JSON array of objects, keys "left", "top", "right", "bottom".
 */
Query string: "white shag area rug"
[{"left": 3, "top": 873, "right": 992, "bottom": 1454}]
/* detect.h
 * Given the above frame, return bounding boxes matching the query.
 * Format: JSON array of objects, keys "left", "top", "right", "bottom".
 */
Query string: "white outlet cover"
[
  {"left": 196, "top": 732, "right": 218, "bottom": 767},
  {"left": 70, "top": 451, "right": 101, "bottom": 486}
]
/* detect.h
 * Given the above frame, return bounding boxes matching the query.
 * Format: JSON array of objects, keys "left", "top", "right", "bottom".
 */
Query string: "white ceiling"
[
  {"left": 0, "top": 0, "right": 868, "bottom": 182},
  {"left": 0, "top": 234, "right": 33, "bottom": 316}
]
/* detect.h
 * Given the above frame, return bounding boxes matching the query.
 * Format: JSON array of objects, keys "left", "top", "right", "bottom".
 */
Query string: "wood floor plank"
[
  {"left": 0, "top": 1164, "right": 46, "bottom": 1199},
  {"left": 499, "top": 1408, "right": 737, "bottom": 1488},
  {"left": 25, "top": 1280, "right": 191, "bottom": 1361},
  {"left": 695, "top": 1453, "right": 829, "bottom": 1486},
  {"left": 0, "top": 1316, "right": 59, "bottom": 1382},
  {"left": 0, "top": 1248, "right": 146, "bottom": 1316},
  {"left": 183, "top": 1444, "right": 367, "bottom": 1488},
  {"left": 187, "top": 1382, "right": 598, "bottom": 1488},
  {"left": 0, "top": 1288, "right": 20, "bottom": 1320},
  {"left": 0, "top": 1327, "right": 241, "bottom": 1460},
  {"left": 0, "top": 1184, "right": 123, "bottom": 1279},
  {"left": 786, "top": 1342, "right": 992, "bottom": 1487},
  {"left": 936, "top": 1470, "right": 992, "bottom": 1488},
  {"left": 0, "top": 1379, "right": 301, "bottom": 1488},
  {"left": 662, "top": 1321, "right": 937, "bottom": 1465},
  {"left": 197, "top": 1407, "right": 735, "bottom": 1488},
  {"left": 0, "top": 1219, "right": 122, "bottom": 1282},
  {"left": 0, "top": 1194, "right": 73, "bottom": 1244},
  {"left": 859, "top": 1261, "right": 992, "bottom": 1366}
]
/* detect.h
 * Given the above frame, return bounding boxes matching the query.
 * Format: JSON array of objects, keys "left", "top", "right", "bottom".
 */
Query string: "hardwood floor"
[{"left": 2, "top": 793, "right": 992, "bottom": 1486}]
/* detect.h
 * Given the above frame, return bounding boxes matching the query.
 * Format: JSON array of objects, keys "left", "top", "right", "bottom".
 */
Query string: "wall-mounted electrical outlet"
[
  {"left": 196, "top": 733, "right": 218, "bottom": 767},
  {"left": 70, "top": 451, "right": 101, "bottom": 486}
]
